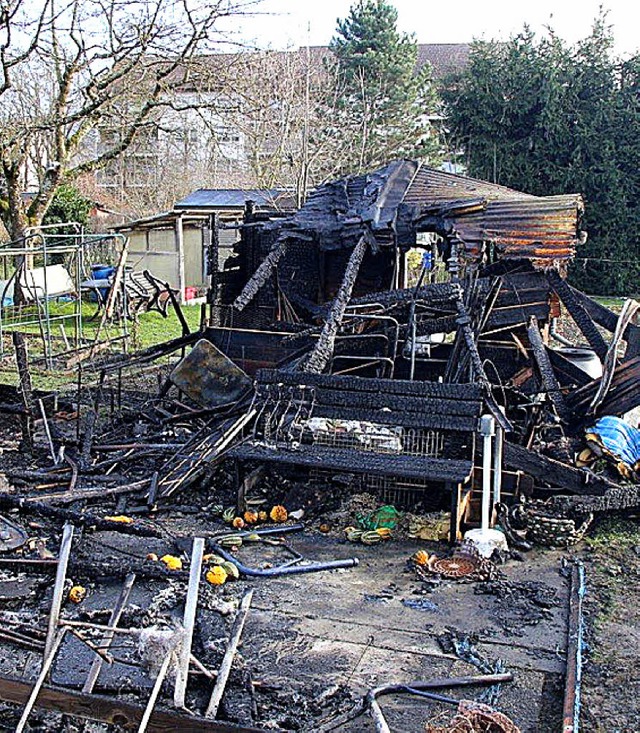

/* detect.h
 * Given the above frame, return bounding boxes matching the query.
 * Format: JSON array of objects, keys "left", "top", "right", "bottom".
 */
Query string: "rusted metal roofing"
[
  {"left": 398, "top": 162, "right": 583, "bottom": 265},
  {"left": 447, "top": 195, "right": 584, "bottom": 262}
]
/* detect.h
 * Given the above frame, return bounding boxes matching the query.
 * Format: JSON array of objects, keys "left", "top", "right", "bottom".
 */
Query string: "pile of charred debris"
[{"left": 0, "top": 160, "right": 638, "bottom": 732}]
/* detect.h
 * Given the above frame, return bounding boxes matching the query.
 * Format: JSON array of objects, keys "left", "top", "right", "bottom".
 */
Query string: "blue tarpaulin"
[{"left": 586, "top": 416, "right": 640, "bottom": 480}]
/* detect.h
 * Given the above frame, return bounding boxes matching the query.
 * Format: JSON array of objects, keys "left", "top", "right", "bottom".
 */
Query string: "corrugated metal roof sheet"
[
  {"left": 403, "top": 163, "right": 583, "bottom": 264},
  {"left": 451, "top": 196, "right": 583, "bottom": 262},
  {"left": 175, "top": 188, "right": 295, "bottom": 211}
]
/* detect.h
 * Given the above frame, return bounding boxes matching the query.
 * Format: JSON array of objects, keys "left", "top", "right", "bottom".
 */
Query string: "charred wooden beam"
[
  {"left": 13, "top": 332, "right": 34, "bottom": 450},
  {"left": 314, "top": 389, "right": 480, "bottom": 417},
  {"left": 547, "top": 271, "right": 608, "bottom": 360},
  {"left": 0, "top": 674, "right": 262, "bottom": 733},
  {"left": 566, "top": 356, "right": 640, "bottom": 419},
  {"left": 230, "top": 443, "right": 474, "bottom": 483},
  {"left": 0, "top": 401, "right": 28, "bottom": 415},
  {"left": 414, "top": 314, "right": 458, "bottom": 337},
  {"left": 568, "top": 285, "right": 640, "bottom": 350},
  {"left": 527, "top": 316, "right": 571, "bottom": 422},
  {"left": 348, "top": 281, "right": 460, "bottom": 308},
  {"left": 546, "top": 348, "right": 591, "bottom": 389},
  {"left": 626, "top": 326, "right": 640, "bottom": 360},
  {"left": 503, "top": 442, "right": 616, "bottom": 495},
  {"left": 484, "top": 302, "right": 550, "bottom": 330},
  {"left": 0, "top": 493, "right": 162, "bottom": 537},
  {"left": 233, "top": 235, "right": 288, "bottom": 312},
  {"left": 550, "top": 483, "right": 640, "bottom": 514},
  {"left": 301, "top": 235, "right": 368, "bottom": 374},
  {"left": 256, "top": 369, "right": 483, "bottom": 400}
]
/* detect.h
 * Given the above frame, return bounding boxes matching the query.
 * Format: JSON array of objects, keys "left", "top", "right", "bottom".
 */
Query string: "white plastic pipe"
[
  {"left": 480, "top": 415, "right": 496, "bottom": 532},
  {"left": 493, "top": 422, "right": 504, "bottom": 511}
]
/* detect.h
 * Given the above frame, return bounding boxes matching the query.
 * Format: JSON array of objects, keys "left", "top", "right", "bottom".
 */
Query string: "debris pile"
[{"left": 0, "top": 161, "right": 638, "bottom": 730}]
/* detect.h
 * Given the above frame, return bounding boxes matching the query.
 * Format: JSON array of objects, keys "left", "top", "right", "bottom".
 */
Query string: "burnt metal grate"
[{"left": 310, "top": 423, "right": 444, "bottom": 458}]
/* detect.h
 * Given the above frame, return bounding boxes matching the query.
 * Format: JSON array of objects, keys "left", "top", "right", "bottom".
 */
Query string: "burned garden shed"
[{"left": 190, "top": 159, "right": 640, "bottom": 542}]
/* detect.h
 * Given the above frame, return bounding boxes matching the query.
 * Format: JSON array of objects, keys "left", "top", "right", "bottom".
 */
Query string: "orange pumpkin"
[{"left": 269, "top": 505, "right": 288, "bottom": 523}]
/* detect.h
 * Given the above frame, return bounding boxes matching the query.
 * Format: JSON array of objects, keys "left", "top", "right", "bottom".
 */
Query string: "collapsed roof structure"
[{"left": 196, "top": 160, "right": 638, "bottom": 541}]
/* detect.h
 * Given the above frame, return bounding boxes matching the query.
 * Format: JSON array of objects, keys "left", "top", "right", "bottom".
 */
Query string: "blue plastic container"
[{"left": 90, "top": 264, "right": 115, "bottom": 301}]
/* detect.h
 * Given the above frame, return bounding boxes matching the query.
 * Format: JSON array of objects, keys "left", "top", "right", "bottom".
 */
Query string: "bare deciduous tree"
[{"left": 0, "top": 0, "right": 260, "bottom": 241}]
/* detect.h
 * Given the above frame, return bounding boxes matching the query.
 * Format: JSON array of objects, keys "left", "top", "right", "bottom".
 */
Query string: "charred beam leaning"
[
  {"left": 547, "top": 271, "right": 608, "bottom": 360},
  {"left": 0, "top": 674, "right": 264, "bottom": 732},
  {"left": 527, "top": 316, "right": 571, "bottom": 422},
  {"left": 301, "top": 234, "right": 368, "bottom": 374}
]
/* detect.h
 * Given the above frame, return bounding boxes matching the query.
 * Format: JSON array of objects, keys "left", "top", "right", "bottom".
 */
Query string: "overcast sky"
[{"left": 232, "top": 0, "right": 638, "bottom": 57}]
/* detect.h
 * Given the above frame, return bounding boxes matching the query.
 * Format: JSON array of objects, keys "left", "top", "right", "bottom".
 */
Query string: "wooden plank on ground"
[{"left": 0, "top": 675, "right": 266, "bottom": 733}]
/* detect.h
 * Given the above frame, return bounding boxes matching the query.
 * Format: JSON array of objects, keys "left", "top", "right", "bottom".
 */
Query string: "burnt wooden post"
[
  {"left": 207, "top": 213, "right": 220, "bottom": 327},
  {"left": 527, "top": 315, "right": 571, "bottom": 422},
  {"left": 175, "top": 213, "right": 186, "bottom": 305},
  {"left": 13, "top": 331, "right": 34, "bottom": 451},
  {"left": 547, "top": 270, "right": 608, "bottom": 360},
  {"left": 448, "top": 481, "right": 459, "bottom": 545},
  {"left": 302, "top": 235, "right": 368, "bottom": 374}
]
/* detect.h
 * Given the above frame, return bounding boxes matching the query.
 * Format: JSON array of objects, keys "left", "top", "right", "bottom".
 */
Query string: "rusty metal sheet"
[{"left": 170, "top": 339, "right": 252, "bottom": 408}]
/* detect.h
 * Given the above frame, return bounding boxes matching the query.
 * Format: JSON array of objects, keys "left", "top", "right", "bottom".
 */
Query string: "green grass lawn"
[{"left": 0, "top": 301, "right": 203, "bottom": 390}]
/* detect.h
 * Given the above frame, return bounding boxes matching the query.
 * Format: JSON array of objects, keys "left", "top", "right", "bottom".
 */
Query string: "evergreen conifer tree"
[{"left": 326, "top": 0, "right": 441, "bottom": 175}]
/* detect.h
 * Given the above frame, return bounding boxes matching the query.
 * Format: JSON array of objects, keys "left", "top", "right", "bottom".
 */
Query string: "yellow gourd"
[
  {"left": 206, "top": 566, "right": 228, "bottom": 585},
  {"left": 68, "top": 585, "right": 86, "bottom": 603},
  {"left": 160, "top": 554, "right": 182, "bottom": 571},
  {"left": 270, "top": 505, "right": 288, "bottom": 523}
]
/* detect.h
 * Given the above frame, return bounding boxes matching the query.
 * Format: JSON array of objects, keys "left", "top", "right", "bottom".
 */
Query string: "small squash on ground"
[
  {"left": 269, "top": 505, "right": 288, "bottom": 523},
  {"left": 412, "top": 550, "right": 430, "bottom": 566},
  {"left": 206, "top": 566, "right": 228, "bottom": 586},
  {"left": 104, "top": 515, "right": 134, "bottom": 524},
  {"left": 243, "top": 510, "right": 259, "bottom": 524},
  {"left": 160, "top": 554, "right": 182, "bottom": 571},
  {"left": 221, "top": 560, "right": 240, "bottom": 580},
  {"left": 68, "top": 585, "right": 86, "bottom": 603}
]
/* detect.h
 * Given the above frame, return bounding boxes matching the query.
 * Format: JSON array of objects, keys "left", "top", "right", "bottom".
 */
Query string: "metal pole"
[
  {"left": 44, "top": 523, "right": 74, "bottom": 659},
  {"left": 205, "top": 590, "right": 254, "bottom": 719},
  {"left": 493, "top": 417, "right": 504, "bottom": 511},
  {"left": 173, "top": 537, "right": 204, "bottom": 708},
  {"left": 480, "top": 415, "right": 495, "bottom": 532},
  {"left": 562, "top": 561, "right": 586, "bottom": 733}
]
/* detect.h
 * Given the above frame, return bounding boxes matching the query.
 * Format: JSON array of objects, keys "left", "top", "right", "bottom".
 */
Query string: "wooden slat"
[
  {"left": 256, "top": 368, "right": 483, "bottom": 400},
  {"left": 503, "top": 442, "right": 615, "bottom": 495},
  {"left": 0, "top": 675, "right": 265, "bottom": 733},
  {"left": 229, "top": 444, "right": 473, "bottom": 483}
]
